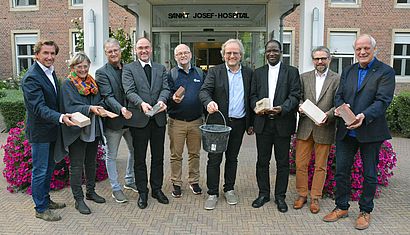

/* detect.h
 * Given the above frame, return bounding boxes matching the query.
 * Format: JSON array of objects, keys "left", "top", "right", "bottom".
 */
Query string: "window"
[
  {"left": 13, "top": 0, "right": 36, "bottom": 7},
  {"left": 331, "top": 0, "right": 356, "bottom": 3},
  {"left": 329, "top": 32, "right": 357, "bottom": 74},
  {"left": 396, "top": 0, "right": 410, "bottom": 8},
  {"left": 397, "top": 0, "right": 410, "bottom": 3},
  {"left": 71, "top": 0, "right": 83, "bottom": 6},
  {"left": 330, "top": 0, "right": 360, "bottom": 8},
  {"left": 15, "top": 34, "right": 38, "bottom": 75},
  {"left": 282, "top": 31, "right": 292, "bottom": 66},
  {"left": 70, "top": 32, "right": 82, "bottom": 56},
  {"left": 393, "top": 33, "right": 410, "bottom": 76}
]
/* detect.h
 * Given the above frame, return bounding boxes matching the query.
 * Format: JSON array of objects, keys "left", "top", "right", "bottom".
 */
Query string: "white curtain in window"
[
  {"left": 395, "top": 33, "right": 410, "bottom": 44},
  {"left": 329, "top": 33, "right": 356, "bottom": 54}
]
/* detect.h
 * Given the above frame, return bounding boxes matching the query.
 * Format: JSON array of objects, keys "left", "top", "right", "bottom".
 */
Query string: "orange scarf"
[{"left": 67, "top": 71, "right": 99, "bottom": 96}]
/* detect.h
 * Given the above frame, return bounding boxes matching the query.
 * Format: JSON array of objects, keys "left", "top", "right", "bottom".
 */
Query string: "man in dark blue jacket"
[{"left": 21, "top": 40, "right": 74, "bottom": 221}]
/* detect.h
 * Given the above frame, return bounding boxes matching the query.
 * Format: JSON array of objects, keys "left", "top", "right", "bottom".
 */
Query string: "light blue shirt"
[{"left": 226, "top": 64, "right": 245, "bottom": 118}]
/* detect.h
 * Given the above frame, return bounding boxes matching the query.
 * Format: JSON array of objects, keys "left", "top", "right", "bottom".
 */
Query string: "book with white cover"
[{"left": 300, "top": 99, "right": 326, "bottom": 125}]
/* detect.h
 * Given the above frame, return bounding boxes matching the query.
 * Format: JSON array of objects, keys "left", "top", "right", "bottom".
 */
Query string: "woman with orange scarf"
[{"left": 60, "top": 52, "right": 107, "bottom": 214}]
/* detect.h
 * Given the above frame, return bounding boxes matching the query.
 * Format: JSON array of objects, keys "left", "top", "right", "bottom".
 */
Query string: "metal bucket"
[{"left": 199, "top": 111, "right": 232, "bottom": 153}]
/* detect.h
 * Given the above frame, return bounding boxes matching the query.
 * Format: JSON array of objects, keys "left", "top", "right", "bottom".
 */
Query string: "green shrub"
[
  {"left": 0, "top": 89, "right": 25, "bottom": 131},
  {"left": 386, "top": 95, "right": 400, "bottom": 133},
  {"left": 396, "top": 92, "right": 410, "bottom": 137}
]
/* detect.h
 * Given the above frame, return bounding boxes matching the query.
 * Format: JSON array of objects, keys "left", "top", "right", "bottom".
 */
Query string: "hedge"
[
  {"left": 395, "top": 92, "right": 410, "bottom": 137},
  {"left": 0, "top": 89, "right": 25, "bottom": 131}
]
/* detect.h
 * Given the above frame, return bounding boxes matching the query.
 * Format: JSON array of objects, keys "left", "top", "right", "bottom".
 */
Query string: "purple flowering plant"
[
  {"left": 2, "top": 122, "right": 108, "bottom": 194},
  {"left": 289, "top": 135, "right": 397, "bottom": 200}
]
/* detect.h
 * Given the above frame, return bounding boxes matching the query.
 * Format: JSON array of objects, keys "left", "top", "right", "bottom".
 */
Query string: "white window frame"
[
  {"left": 10, "top": 0, "right": 38, "bottom": 11},
  {"left": 328, "top": 30, "right": 359, "bottom": 74},
  {"left": 12, "top": 32, "right": 39, "bottom": 76},
  {"left": 69, "top": 29, "right": 82, "bottom": 57},
  {"left": 282, "top": 28, "right": 295, "bottom": 66},
  {"left": 69, "top": 0, "right": 83, "bottom": 9},
  {"left": 392, "top": 32, "right": 410, "bottom": 79},
  {"left": 395, "top": 0, "right": 410, "bottom": 9},
  {"left": 329, "top": 0, "right": 361, "bottom": 8}
]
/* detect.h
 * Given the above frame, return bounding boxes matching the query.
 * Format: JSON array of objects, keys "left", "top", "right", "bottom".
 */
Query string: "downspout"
[{"left": 279, "top": 4, "right": 300, "bottom": 46}]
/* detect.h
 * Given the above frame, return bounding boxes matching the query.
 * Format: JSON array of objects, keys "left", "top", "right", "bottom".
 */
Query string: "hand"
[
  {"left": 207, "top": 101, "right": 218, "bottom": 114},
  {"left": 247, "top": 126, "right": 254, "bottom": 135},
  {"left": 347, "top": 113, "right": 365, "bottom": 130},
  {"left": 157, "top": 101, "right": 167, "bottom": 113},
  {"left": 140, "top": 102, "right": 152, "bottom": 114},
  {"left": 316, "top": 114, "right": 328, "bottom": 126},
  {"left": 172, "top": 93, "right": 184, "bottom": 104},
  {"left": 266, "top": 106, "right": 282, "bottom": 115},
  {"left": 62, "top": 113, "right": 75, "bottom": 126},
  {"left": 90, "top": 106, "right": 104, "bottom": 116},
  {"left": 298, "top": 104, "right": 304, "bottom": 114},
  {"left": 254, "top": 108, "right": 266, "bottom": 115},
  {"left": 121, "top": 107, "right": 132, "bottom": 119}
]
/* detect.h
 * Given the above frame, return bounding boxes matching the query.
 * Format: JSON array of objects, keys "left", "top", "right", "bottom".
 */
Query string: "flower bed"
[
  {"left": 2, "top": 122, "right": 108, "bottom": 194},
  {"left": 289, "top": 135, "right": 397, "bottom": 200}
]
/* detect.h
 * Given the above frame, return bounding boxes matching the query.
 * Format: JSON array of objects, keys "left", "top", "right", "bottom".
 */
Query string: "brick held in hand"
[
  {"left": 337, "top": 103, "right": 357, "bottom": 125},
  {"left": 98, "top": 108, "right": 119, "bottom": 118},
  {"left": 254, "top": 98, "right": 270, "bottom": 114},
  {"left": 175, "top": 86, "right": 185, "bottom": 98},
  {"left": 70, "top": 112, "right": 91, "bottom": 128}
]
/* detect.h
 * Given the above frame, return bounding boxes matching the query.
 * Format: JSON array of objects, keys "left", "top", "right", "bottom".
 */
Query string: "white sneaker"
[
  {"left": 204, "top": 195, "right": 218, "bottom": 210},
  {"left": 224, "top": 190, "right": 238, "bottom": 205}
]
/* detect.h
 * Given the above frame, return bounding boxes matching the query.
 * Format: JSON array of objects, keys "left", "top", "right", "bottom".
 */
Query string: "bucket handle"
[{"left": 204, "top": 110, "right": 227, "bottom": 127}]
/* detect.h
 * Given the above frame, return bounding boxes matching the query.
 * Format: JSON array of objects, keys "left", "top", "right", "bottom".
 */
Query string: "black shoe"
[
  {"left": 49, "top": 199, "right": 66, "bottom": 210},
  {"left": 138, "top": 193, "right": 148, "bottom": 209},
  {"left": 252, "top": 196, "right": 270, "bottom": 208},
  {"left": 275, "top": 199, "right": 288, "bottom": 213},
  {"left": 86, "top": 192, "right": 106, "bottom": 203},
  {"left": 171, "top": 184, "right": 182, "bottom": 198},
  {"left": 75, "top": 199, "right": 91, "bottom": 214},
  {"left": 152, "top": 190, "right": 169, "bottom": 204},
  {"left": 189, "top": 183, "right": 202, "bottom": 195}
]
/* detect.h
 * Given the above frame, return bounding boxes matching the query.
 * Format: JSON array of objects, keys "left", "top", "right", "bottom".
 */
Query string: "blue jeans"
[
  {"left": 105, "top": 128, "right": 135, "bottom": 191},
  {"left": 31, "top": 142, "right": 55, "bottom": 213},
  {"left": 335, "top": 136, "right": 382, "bottom": 213}
]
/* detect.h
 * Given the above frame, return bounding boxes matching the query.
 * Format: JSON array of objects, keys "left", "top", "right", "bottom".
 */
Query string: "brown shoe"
[
  {"left": 310, "top": 198, "right": 320, "bottom": 214},
  {"left": 293, "top": 196, "right": 307, "bottom": 209},
  {"left": 323, "top": 207, "right": 348, "bottom": 222},
  {"left": 35, "top": 209, "right": 61, "bottom": 221},
  {"left": 355, "top": 211, "right": 371, "bottom": 230}
]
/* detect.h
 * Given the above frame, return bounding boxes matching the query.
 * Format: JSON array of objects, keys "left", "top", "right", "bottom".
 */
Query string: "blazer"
[
  {"left": 296, "top": 69, "right": 340, "bottom": 144},
  {"left": 335, "top": 58, "right": 395, "bottom": 143},
  {"left": 95, "top": 63, "right": 132, "bottom": 130},
  {"left": 21, "top": 62, "right": 61, "bottom": 143},
  {"left": 250, "top": 63, "right": 301, "bottom": 136},
  {"left": 198, "top": 63, "right": 253, "bottom": 129},
  {"left": 122, "top": 60, "right": 170, "bottom": 128}
]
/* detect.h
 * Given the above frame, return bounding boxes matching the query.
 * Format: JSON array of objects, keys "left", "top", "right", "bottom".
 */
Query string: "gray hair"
[
  {"left": 311, "top": 46, "right": 331, "bottom": 59},
  {"left": 104, "top": 38, "right": 120, "bottom": 49},
  {"left": 353, "top": 34, "right": 377, "bottom": 49},
  {"left": 220, "top": 39, "right": 244, "bottom": 60},
  {"left": 69, "top": 52, "right": 91, "bottom": 68},
  {"left": 174, "top": 44, "right": 190, "bottom": 55}
]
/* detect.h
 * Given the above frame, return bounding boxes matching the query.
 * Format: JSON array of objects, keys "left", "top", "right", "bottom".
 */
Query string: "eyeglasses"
[
  {"left": 74, "top": 64, "right": 89, "bottom": 70},
  {"left": 225, "top": 51, "right": 240, "bottom": 56},
  {"left": 313, "top": 57, "right": 329, "bottom": 62},
  {"left": 176, "top": 51, "right": 191, "bottom": 57},
  {"left": 105, "top": 48, "right": 120, "bottom": 54}
]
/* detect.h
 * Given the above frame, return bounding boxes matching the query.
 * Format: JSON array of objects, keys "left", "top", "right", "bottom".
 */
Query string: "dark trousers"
[
  {"left": 206, "top": 118, "right": 246, "bottom": 196},
  {"left": 69, "top": 138, "right": 99, "bottom": 200},
  {"left": 130, "top": 120, "right": 166, "bottom": 194},
  {"left": 255, "top": 119, "right": 291, "bottom": 200},
  {"left": 335, "top": 136, "right": 382, "bottom": 213}
]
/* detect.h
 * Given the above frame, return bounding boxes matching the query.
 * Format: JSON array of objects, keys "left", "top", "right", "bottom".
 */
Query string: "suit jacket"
[
  {"left": 96, "top": 63, "right": 132, "bottom": 130},
  {"left": 122, "top": 60, "right": 170, "bottom": 128},
  {"left": 296, "top": 69, "right": 340, "bottom": 144},
  {"left": 335, "top": 58, "right": 395, "bottom": 143},
  {"left": 199, "top": 64, "right": 253, "bottom": 129},
  {"left": 250, "top": 63, "right": 301, "bottom": 136},
  {"left": 21, "top": 62, "right": 61, "bottom": 143}
]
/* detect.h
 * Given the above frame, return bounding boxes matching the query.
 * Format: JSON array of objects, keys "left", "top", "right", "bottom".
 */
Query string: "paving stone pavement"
[{"left": 0, "top": 132, "right": 409, "bottom": 234}]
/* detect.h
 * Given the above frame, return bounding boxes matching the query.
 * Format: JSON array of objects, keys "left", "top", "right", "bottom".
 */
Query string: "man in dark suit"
[
  {"left": 122, "top": 37, "right": 170, "bottom": 209},
  {"left": 21, "top": 40, "right": 75, "bottom": 221},
  {"left": 250, "top": 40, "right": 301, "bottom": 212},
  {"left": 199, "top": 39, "right": 253, "bottom": 210},
  {"left": 323, "top": 34, "right": 395, "bottom": 230},
  {"left": 294, "top": 46, "right": 340, "bottom": 214},
  {"left": 96, "top": 38, "right": 135, "bottom": 203}
]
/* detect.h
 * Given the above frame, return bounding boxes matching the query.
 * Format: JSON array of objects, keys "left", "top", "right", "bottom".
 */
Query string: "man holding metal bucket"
[{"left": 199, "top": 39, "right": 253, "bottom": 210}]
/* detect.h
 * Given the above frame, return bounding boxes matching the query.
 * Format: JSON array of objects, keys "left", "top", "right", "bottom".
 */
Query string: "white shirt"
[
  {"left": 268, "top": 62, "right": 281, "bottom": 106},
  {"left": 138, "top": 59, "right": 152, "bottom": 68},
  {"left": 36, "top": 61, "right": 56, "bottom": 93},
  {"left": 315, "top": 68, "right": 328, "bottom": 102}
]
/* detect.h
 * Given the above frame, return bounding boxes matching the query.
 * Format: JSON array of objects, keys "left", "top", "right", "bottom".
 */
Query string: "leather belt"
[{"left": 228, "top": 117, "right": 246, "bottom": 122}]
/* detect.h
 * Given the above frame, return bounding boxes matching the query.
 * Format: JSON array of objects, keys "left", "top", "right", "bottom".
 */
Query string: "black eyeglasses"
[{"left": 313, "top": 57, "right": 329, "bottom": 62}]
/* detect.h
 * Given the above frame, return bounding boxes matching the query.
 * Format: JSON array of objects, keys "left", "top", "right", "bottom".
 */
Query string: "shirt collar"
[
  {"left": 315, "top": 68, "right": 329, "bottom": 78},
  {"left": 268, "top": 61, "right": 281, "bottom": 70},
  {"left": 138, "top": 59, "right": 152, "bottom": 67},
  {"left": 177, "top": 63, "right": 191, "bottom": 72},
  {"left": 36, "top": 61, "right": 54, "bottom": 74},
  {"left": 358, "top": 57, "right": 376, "bottom": 70},
  {"left": 225, "top": 64, "right": 242, "bottom": 73}
]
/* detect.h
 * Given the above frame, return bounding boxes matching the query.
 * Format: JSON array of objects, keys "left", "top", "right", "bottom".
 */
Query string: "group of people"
[{"left": 21, "top": 33, "right": 395, "bottom": 231}]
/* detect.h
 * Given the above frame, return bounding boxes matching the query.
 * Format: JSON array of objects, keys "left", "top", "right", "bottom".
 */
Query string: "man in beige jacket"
[{"left": 294, "top": 46, "right": 340, "bottom": 214}]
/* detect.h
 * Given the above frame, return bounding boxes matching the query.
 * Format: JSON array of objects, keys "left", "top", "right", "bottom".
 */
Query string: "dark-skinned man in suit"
[
  {"left": 323, "top": 34, "right": 395, "bottom": 230},
  {"left": 21, "top": 40, "right": 75, "bottom": 221},
  {"left": 250, "top": 40, "right": 301, "bottom": 212},
  {"left": 122, "top": 37, "right": 170, "bottom": 209}
]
